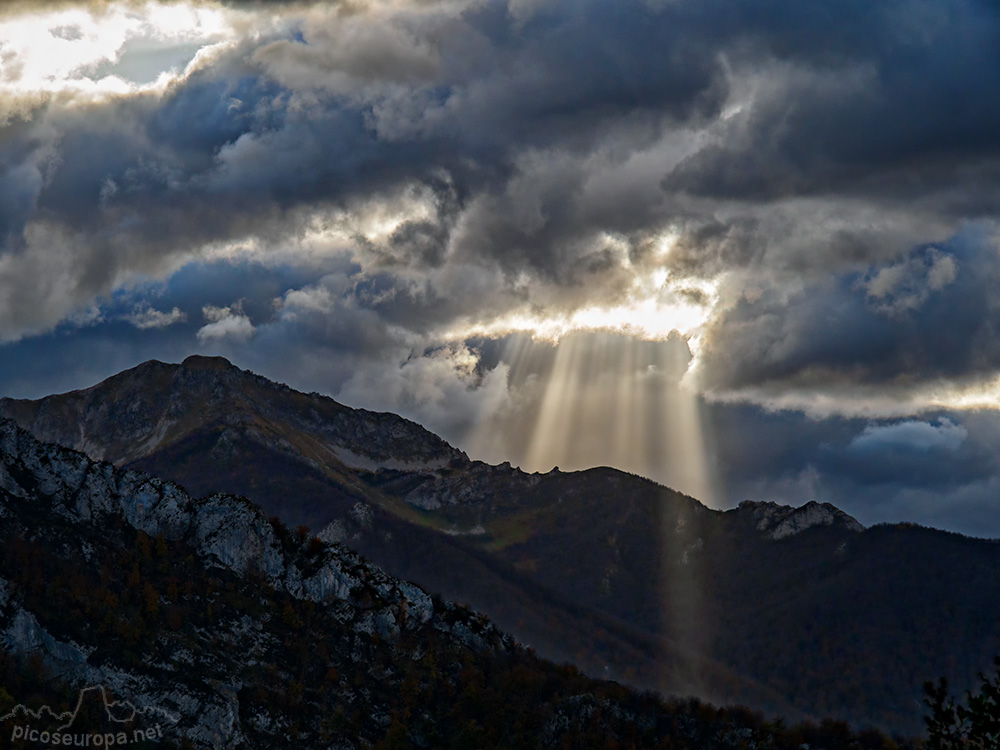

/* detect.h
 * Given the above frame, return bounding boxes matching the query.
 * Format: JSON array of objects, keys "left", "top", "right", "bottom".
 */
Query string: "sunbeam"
[
  {"left": 461, "top": 327, "right": 717, "bottom": 696},
  {"left": 473, "top": 330, "right": 717, "bottom": 508},
  {"left": 664, "top": 344, "right": 716, "bottom": 506},
  {"left": 524, "top": 332, "right": 588, "bottom": 473}
]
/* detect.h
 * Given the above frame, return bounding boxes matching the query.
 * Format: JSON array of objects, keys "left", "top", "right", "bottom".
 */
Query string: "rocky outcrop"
[
  {"left": 735, "top": 499, "right": 865, "bottom": 540},
  {"left": 0, "top": 415, "right": 441, "bottom": 619},
  {"left": 1, "top": 359, "right": 993, "bottom": 739},
  {"left": 0, "top": 418, "right": 505, "bottom": 747}
]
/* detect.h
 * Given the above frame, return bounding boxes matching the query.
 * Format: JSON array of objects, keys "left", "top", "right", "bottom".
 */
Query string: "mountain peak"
[
  {"left": 735, "top": 499, "right": 865, "bottom": 540},
  {"left": 0, "top": 355, "right": 466, "bottom": 504},
  {"left": 181, "top": 354, "right": 234, "bottom": 372}
]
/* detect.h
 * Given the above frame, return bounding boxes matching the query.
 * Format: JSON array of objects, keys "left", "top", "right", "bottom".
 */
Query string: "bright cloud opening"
[
  {"left": 0, "top": 1, "right": 237, "bottom": 102},
  {"left": 448, "top": 271, "right": 719, "bottom": 345}
]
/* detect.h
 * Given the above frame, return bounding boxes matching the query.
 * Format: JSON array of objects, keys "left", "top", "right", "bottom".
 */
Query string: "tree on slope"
[{"left": 924, "top": 656, "right": 1000, "bottom": 749}]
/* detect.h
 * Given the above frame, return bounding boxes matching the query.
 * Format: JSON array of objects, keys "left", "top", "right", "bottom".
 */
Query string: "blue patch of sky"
[{"left": 0, "top": 259, "right": 332, "bottom": 398}]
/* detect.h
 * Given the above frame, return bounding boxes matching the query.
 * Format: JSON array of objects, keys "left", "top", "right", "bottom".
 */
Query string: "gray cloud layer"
[
  {"left": 2, "top": 0, "right": 996, "bottom": 341},
  {"left": 695, "top": 230, "right": 1000, "bottom": 400}
]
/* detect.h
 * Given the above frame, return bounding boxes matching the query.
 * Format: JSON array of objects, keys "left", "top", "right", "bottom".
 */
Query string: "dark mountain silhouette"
[{"left": 3, "top": 355, "right": 999, "bottom": 735}]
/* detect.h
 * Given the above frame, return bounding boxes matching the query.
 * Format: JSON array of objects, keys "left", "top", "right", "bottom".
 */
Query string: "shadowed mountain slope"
[
  {"left": 3, "top": 356, "right": 999, "bottom": 735},
  {"left": 3, "top": 417, "right": 886, "bottom": 749},
  {"left": 0, "top": 356, "right": 779, "bottom": 716}
]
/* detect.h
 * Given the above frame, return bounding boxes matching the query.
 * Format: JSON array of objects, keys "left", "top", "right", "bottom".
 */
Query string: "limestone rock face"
[
  {"left": 736, "top": 499, "right": 865, "bottom": 540},
  {"left": 0, "top": 418, "right": 506, "bottom": 748}
]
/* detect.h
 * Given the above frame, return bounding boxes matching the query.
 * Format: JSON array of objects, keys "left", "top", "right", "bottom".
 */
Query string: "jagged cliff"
[
  {"left": 734, "top": 500, "right": 865, "bottom": 540},
  {"left": 0, "top": 417, "right": 507, "bottom": 746}
]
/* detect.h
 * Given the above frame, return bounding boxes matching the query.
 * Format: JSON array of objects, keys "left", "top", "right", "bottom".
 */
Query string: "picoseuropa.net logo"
[{"left": 2, "top": 684, "right": 178, "bottom": 747}]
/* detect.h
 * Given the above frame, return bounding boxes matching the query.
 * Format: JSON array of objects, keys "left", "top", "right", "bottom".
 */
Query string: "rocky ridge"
[
  {"left": 733, "top": 500, "right": 866, "bottom": 540},
  {"left": 0, "top": 418, "right": 507, "bottom": 746},
  {"left": 0, "top": 355, "right": 464, "bottom": 475},
  {"left": 0, "top": 417, "right": 439, "bottom": 637}
]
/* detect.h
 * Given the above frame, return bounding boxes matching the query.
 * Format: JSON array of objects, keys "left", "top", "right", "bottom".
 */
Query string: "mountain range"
[
  {"left": 0, "top": 416, "right": 915, "bottom": 748},
  {"left": 3, "top": 355, "right": 999, "bottom": 736}
]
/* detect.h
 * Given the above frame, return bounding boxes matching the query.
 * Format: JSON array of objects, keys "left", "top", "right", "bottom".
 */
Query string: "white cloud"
[
  {"left": 280, "top": 283, "right": 337, "bottom": 315},
  {"left": 125, "top": 305, "right": 186, "bottom": 330},
  {"left": 0, "top": 2, "right": 237, "bottom": 100},
  {"left": 196, "top": 304, "right": 255, "bottom": 342}
]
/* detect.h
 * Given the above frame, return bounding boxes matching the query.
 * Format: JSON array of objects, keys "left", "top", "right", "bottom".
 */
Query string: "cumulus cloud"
[
  {"left": 861, "top": 247, "right": 958, "bottom": 316},
  {"left": 2, "top": 0, "right": 999, "bottom": 372},
  {"left": 125, "top": 305, "right": 187, "bottom": 329},
  {"left": 337, "top": 343, "right": 514, "bottom": 443},
  {"left": 196, "top": 303, "right": 255, "bottom": 341},
  {"left": 0, "top": 0, "right": 732, "bottom": 345}
]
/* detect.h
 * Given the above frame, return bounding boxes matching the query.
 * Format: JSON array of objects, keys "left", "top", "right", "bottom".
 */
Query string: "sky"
[{"left": 2, "top": 0, "right": 1000, "bottom": 536}]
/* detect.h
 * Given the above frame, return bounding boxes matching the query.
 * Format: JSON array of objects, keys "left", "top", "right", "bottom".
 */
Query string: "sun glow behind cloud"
[
  {"left": 199, "top": 189, "right": 441, "bottom": 267},
  {"left": 4, "top": 0, "right": 991, "bottom": 498},
  {"left": 0, "top": 2, "right": 235, "bottom": 102},
  {"left": 0, "top": 0, "right": 995, "bottom": 549},
  {"left": 449, "top": 233, "right": 720, "bottom": 347},
  {"left": 195, "top": 206, "right": 722, "bottom": 501},
  {"left": 460, "top": 282, "right": 717, "bottom": 344},
  {"left": 429, "top": 227, "right": 720, "bottom": 504}
]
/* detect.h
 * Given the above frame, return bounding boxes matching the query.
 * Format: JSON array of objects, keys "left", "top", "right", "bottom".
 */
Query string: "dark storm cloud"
[
  {"left": 704, "top": 403, "right": 1000, "bottom": 537},
  {"left": 650, "top": 0, "right": 1000, "bottom": 306},
  {"left": 695, "top": 229, "right": 1000, "bottom": 397},
  {"left": 664, "top": 0, "right": 1000, "bottom": 200},
  {"left": 0, "top": 0, "right": 734, "bottom": 316},
  {"left": 0, "top": 161, "right": 42, "bottom": 251},
  {"left": 664, "top": 218, "right": 767, "bottom": 279}
]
